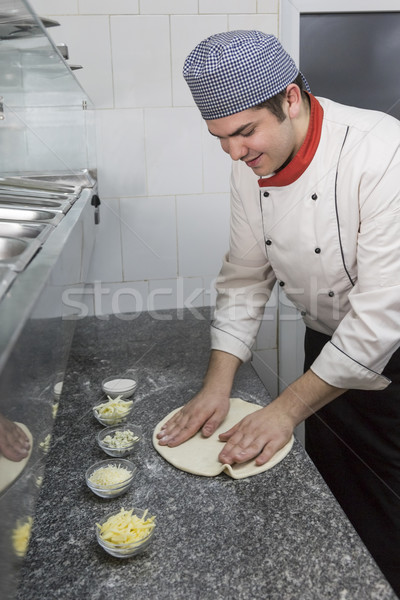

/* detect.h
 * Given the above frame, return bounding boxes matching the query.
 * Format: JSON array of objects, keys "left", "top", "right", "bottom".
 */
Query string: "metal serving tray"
[
  {"left": 0, "top": 236, "right": 42, "bottom": 272},
  {"left": 0, "top": 176, "right": 76, "bottom": 195},
  {"left": 0, "top": 266, "right": 16, "bottom": 302},
  {"left": 0, "top": 206, "right": 64, "bottom": 226},
  {"left": 0, "top": 187, "right": 77, "bottom": 202},
  {"left": 0, "top": 221, "right": 52, "bottom": 243},
  {"left": 0, "top": 196, "right": 72, "bottom": 214},
  {"left": 20, "top": 169, "right": 96, "bottom": 189}
]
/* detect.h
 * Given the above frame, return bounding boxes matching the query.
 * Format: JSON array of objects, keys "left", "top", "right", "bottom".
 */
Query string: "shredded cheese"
[
  {"left": 12, "top": 517, "right": 33, "bottom": 557},
  {"left": 39, "top": 433, "right": 51, "bottom": 453},
  {"left": 103, "top": 430, "right": 139, "bottom": 448},
  {"left": 97, "top": 508, "right": 155, "bottom": 545},
  {"left": 94, "top": 396, "right": 133, "bottom": 423},
  {"left": 52, "top": 402, "right": 59, "bottom": 419},
  {"left": 89, "top": 464, "right": 132, "bottom": 487}
]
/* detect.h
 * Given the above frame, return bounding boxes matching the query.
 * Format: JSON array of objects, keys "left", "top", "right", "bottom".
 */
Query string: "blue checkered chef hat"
[{"left": 183, "top": 30, "right": 310, "bottom": 120}]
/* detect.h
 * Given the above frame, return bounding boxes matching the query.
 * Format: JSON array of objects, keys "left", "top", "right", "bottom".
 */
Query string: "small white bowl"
[
  {"left": 96, "top": 507, "right": 156, "bottom": 558},
  {"left": 85, "top": 458, "right": 136, "bottom": 498},
  {"left": 101, "top": 376, "right": 137, "bottom": 399},
  {"left": 97, "top": 424, "right": 142, "bottom": 457}
]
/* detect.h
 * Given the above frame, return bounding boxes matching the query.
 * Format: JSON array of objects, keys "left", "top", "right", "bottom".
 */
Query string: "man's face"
[{"left": 206, "top": 105, "right": 298, "bottom": 177}]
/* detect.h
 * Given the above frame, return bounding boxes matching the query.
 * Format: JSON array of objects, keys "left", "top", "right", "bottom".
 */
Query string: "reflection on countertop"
[
  {"left": 0, "top": 174, "right": 96, "bottom": 600},
  {"left": 17, "top": 308, "right": 397, "bottom": 600}
]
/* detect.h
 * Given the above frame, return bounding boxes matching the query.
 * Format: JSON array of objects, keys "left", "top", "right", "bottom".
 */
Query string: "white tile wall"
[
  {"left": 79, "top": 0, "right": 139, "bottom": 14},
  {"left": 251, "top": 349, "right": 278, "bottom": 398},
  {"left": 145, "top": 108, "right": 203, "bottom": 196},
  {"left": 201, "top": 125, "right": 232, "bottom": 193},
  {"left": 120, "top": 196, "right": 177, "bottom": 281},
  {"left": 48, "top": 16, "right": 114, "bottom": 109},
  {"left": 90, "top": 280, "right": 149, "bottom": 316},
  {"left": 95, "top": 108, "right": 146, "bottom": 197},
  {"left": 31, "top": 0, "right": 78, "bottom": 15},
  {"left": 257, "top": 0, "right": 279, "bottom": 12},
  {"left": 176, "top": 193, "right": 230, "bottom": 277},
  {"left": 202, "top": 275, "right": 218, "bottom": 307},
  {"left": 87, "top": 199, "right": 123, "bottom": 283},
  {"left": 111, "top": 16, "right": 171, "bottom": 108},
  {"left": 171, "top": 15, "right": 228, "bottom": 107},
  {"left": 228, "top": 14, "right": 278, "bottom": 34},
  {"left": 140, "top": 0, "right": 198, "bottom": 14},
  {"left": 30, "top": 0, "right": 281, "bottom": 396},
  {"left": 148, "top": 277, "right": 204, "bottom": 310},
  {"left": 199, "top": 0, "right": 257, "bottom": 14}
]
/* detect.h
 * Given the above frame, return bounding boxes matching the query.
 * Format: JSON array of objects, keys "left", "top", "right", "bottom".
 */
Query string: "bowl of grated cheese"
[
  {"left": 96, "top": 507, "right": 156, "bottom": 557},
  {"left": 97, "top": 424, "right": 143, "bottom": 457},
  {"left": 93, "top": 395, "right": 134, "bottom": 426},
  {"left": 85, "top": 458, "right": 136, "bottom": 498}
]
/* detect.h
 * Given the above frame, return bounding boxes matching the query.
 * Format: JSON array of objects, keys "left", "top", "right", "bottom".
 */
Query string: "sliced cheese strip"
[
  {"left": 152, "top": 398, "right": 294, "bottom": 480},
  {"left": 98, "top": 508, "right": 155, "bottom": 544}
]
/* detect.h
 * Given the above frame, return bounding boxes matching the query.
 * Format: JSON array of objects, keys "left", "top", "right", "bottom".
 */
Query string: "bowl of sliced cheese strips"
[
  {"left": 97, "top": 424, "right": 142, "bottom": 457},
  {"left": 85, "top": 458, "right": 136, "bottom": 498},
  {"left": 96, "top": 507, "right": 156, "bottom": 557},
  {"left": 93, "top": 395, "right": 134, "bottom": 426}
]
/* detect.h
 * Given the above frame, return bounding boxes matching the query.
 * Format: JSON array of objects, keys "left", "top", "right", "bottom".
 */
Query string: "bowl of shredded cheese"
[
  {"left": 85, "top": 459, "right": 136, "bottom": 498},
  {"left": 96, "top": 507, "right": 156, "bottom": 557},
  {"left": 93, "top": 395, "right": 134, "bottom": 426},
  {"left": 97, "top": 424, "right": 142, "bottom": 457}
]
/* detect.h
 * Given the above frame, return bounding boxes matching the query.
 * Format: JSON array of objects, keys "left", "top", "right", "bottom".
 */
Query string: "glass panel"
[{"left": 0, "top": 0, "right": 96, "bottom": 175}]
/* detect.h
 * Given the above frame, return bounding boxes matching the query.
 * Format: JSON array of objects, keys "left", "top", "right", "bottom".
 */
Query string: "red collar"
[{"left": 258, "top": 93, "right": 323, "bottom": 188}]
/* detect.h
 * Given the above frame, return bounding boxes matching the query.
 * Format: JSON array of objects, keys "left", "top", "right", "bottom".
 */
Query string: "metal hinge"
[
  {"left": 82, "top": 100, "right": 87, "bottom": 110},
  {"left": 0, "top": 97, "right": 4, "bottom": 120}
]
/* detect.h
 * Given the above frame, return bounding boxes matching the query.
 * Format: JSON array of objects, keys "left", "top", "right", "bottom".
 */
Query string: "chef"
[{"left": 157, "top": 30, "right": 400, "bottom": 594}]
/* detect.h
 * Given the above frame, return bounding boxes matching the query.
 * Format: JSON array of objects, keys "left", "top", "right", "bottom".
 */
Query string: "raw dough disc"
[
  {"left": 153, "top": 398, "right": 294, "bottom": 480},
  {"left": 0, "top": 422, "right": 33, "bottom": 493}
]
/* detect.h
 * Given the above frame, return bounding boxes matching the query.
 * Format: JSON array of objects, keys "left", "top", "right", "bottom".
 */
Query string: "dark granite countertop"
[{"left": 17, "top": 308, "right": 396, "bottom": 599}]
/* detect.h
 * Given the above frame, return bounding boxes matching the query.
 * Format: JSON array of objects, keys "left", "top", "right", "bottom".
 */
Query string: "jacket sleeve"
[
  {"left": 210, "top": 165, "right": 277, "bottom": 362},
  {"left": 310, "top": 133, "right": 400, "bottom": 390}
]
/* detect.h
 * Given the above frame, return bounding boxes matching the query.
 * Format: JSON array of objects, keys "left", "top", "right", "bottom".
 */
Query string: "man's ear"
[{"left": 285, "top": 83, "right": 303, "bottom": 119}]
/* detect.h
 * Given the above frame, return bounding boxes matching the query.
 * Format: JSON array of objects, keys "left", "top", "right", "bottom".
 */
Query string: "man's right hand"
[
  {"left": 0, "top": 415, "right": 30, "bottom": 462},
  {"left": 156, "top": 389, "right": 230, "bottom": 447},
  {"left": 157, "top": 349, "right": 241, "bottom": 447}
]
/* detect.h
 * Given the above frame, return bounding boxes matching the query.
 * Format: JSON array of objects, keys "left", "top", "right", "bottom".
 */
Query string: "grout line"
[{"left": 108, "top": 15, "right": 116, "bottom": 109}]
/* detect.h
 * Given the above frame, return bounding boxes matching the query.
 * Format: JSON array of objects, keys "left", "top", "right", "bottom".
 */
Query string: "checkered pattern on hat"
[{"left": 183, "top": 30, "right": 310, "bottom": 120}]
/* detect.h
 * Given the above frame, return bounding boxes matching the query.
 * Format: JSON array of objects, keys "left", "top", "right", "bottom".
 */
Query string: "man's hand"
[
  {"left": 157, "top": 389, "right": 230, "bottom": 447},
  {"left": 218, "top": 402, "right": 294, "bottom": 465},
  {"left": 218, "top": 369, "right": 346, "bottom": 466},
  {"left": 0, "top": 415, "right": 30, "bottom": 462},
  {"left": 157, "top": 349, "right": 241, "bottom": 447}
]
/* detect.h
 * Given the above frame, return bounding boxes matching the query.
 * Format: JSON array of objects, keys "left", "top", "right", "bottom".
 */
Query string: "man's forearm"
[
  {"left": 217, "top": 368, "right": 347, "bottom": 466},
  {"left": 275, "top": 368, "right": 347, "bottom": 427},
  {"left": 202, "top": 350, "right": 242, "bottom": 397}
]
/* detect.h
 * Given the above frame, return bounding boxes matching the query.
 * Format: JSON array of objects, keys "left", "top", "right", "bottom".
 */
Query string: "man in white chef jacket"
[{"left": 157, "top": 31, "right": 400, "bottom": 594}]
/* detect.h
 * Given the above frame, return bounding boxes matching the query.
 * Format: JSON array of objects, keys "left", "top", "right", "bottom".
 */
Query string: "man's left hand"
[{"left": 218, "top": 402, "right": 294, "bottom": 466}]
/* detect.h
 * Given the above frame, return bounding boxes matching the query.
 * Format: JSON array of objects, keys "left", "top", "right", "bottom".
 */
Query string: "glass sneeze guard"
[{"left": 0, "top": 0, "right": 96, "bottom": 176}]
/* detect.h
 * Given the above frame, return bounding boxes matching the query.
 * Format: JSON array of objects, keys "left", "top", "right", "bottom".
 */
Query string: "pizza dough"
[
  {"left": 153, "top": 398, "right": 294, "bottom": 479},
  {"left": 0, "top": 422, "right": 33, "bottom": 494}
]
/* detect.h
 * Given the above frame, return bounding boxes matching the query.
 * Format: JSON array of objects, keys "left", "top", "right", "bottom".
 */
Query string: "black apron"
[{"left": 304, "top": 327, "right": 400, "bottom": 597}]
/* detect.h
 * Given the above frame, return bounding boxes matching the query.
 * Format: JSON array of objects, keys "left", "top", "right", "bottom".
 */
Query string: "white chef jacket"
[{"left": 210, "top": 96, "right": 400, "bottom": 391}]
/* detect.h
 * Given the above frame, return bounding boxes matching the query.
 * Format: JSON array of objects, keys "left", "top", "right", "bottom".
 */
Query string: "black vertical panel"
[{"left": 300, "top": 12, "right": 400, "bottom": 119}]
